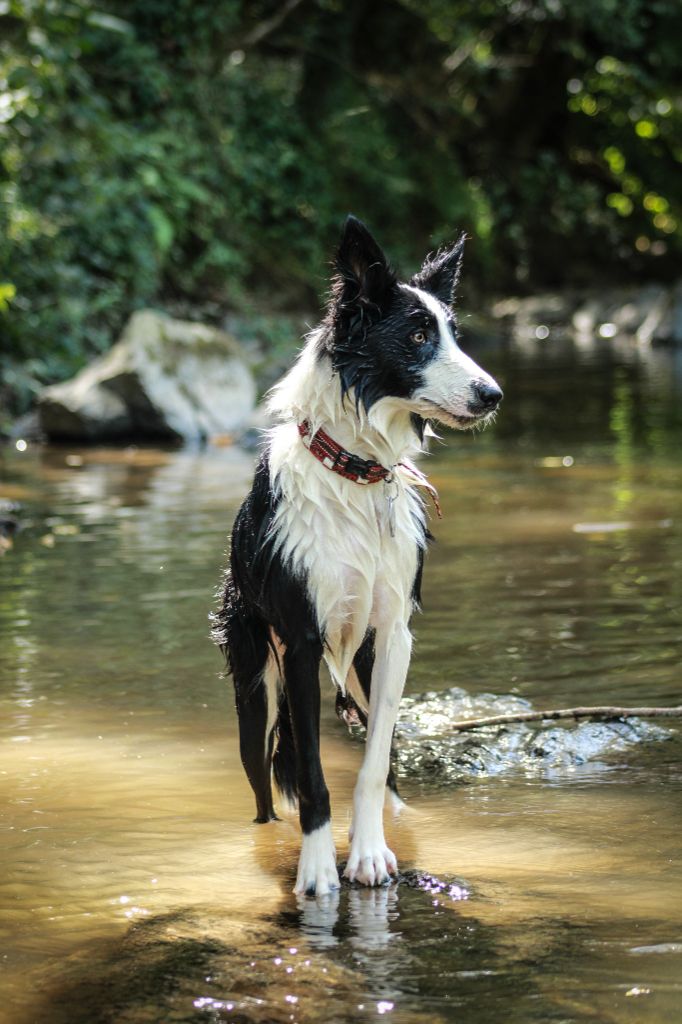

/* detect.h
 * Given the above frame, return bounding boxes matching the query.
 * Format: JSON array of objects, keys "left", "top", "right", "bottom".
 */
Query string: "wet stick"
[{"left": 449, "top": 706, "right": 682, "bottom": 732}]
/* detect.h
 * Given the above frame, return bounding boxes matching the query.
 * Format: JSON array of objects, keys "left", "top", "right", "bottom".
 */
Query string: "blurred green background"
[{"left": 1, "top": 0, "right": 680, "bottom": 417}]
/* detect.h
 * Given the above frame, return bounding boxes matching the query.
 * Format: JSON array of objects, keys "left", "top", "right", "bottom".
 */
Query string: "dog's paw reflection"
[
  {"left": 295, "top": 889, "right": 340, "bottom": 948},
  {"left": 295, "top": 882, "right": 398, "bottom": 952},
  {"left": 348, "top": 885, "right": 398, "bottom": 950}
]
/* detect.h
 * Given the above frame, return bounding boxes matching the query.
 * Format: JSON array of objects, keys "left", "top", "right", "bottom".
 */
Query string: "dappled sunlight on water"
[{"left": 1, "top": 337, "right": 681, "bottom": 1022}]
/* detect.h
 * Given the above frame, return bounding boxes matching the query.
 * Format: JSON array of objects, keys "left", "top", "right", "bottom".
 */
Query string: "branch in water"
[{"left": 450, "top": 706, "right": 682, "bottom": 732}]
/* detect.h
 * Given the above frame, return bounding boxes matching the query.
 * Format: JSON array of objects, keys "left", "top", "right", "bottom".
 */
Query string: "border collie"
[{"left": 213, "top": 216, "right": 502, "bottom": 896}]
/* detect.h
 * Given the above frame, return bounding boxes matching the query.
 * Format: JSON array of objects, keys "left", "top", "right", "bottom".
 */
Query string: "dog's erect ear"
[
  {"left": 334, "top": 215, "right": 397, "bottom": 310},
  {"left": 411, "top": 234, "right": 466, "bottom": 307}
]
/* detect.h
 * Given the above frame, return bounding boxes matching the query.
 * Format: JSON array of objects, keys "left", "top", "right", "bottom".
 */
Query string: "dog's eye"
[{"left": 411, "top": 329, "right": 427, "bottom": 345}]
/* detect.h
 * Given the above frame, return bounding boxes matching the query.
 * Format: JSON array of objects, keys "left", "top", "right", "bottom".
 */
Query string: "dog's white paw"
[
  {"left": 344, "top": 836, "right": 397, "bottom": 886},
  {"left": 293, "top": 823, "right": 340, "bottom": 897}
]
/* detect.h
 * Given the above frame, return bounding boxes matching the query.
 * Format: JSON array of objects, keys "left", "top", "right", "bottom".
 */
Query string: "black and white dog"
[{"left": 214, "top": 216, "right": 502, "bottom": 896}]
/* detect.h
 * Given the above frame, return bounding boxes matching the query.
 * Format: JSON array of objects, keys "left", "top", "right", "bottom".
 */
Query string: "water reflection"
[
  {"left": 294, "top": 873, "right": 469, "bottom": 955},
  {"left": 468, "top": 331, "right": 682, "bottom": 453},
  {"left": 0, "top": 336, "right": 681, "bottom": 1023},
  {"left": 296, "top": 889, "right": 342, "bottom": 949}
]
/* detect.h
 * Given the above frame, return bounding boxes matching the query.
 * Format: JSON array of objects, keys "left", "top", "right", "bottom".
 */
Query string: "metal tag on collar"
[{"left": 384, "top": 472, "right": 399, "bottom": 537}]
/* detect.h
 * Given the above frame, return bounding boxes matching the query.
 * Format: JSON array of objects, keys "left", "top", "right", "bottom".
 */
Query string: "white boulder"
[{"left": 38, "top": 310, "right": 256, "bottom": 443}]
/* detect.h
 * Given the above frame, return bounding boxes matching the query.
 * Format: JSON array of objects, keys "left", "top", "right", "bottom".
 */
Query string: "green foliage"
[{"left": 1, "top": 0, "right": 680, "bottom": 415}]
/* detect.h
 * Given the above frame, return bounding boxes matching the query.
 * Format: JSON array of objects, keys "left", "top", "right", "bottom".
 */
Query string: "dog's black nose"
[{"left": 470, "top": 381, "right": 503, "bottom": 412}]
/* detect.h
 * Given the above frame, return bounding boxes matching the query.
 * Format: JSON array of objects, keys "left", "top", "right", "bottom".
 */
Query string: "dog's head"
[{"left": 323, "top": 215, "right": 502, "bottom": 431}]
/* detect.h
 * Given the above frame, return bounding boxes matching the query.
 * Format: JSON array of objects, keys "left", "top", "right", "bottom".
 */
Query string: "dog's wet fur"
[{"left": 213, "top": 216, "right": 502, "bottom": 895}]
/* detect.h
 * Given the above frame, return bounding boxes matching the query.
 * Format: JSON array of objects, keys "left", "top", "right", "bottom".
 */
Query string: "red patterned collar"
[
  {"left": 297, "top": 420, "right": 391, "bottom": 485},
  {"left": 297, "top": 419, "right": 443, "bottom": 519}
]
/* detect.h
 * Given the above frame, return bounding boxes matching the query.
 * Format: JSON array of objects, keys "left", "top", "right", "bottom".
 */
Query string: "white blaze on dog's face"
[
  {"left": 402, "top": 284, "right": 502, "bottom": 429},
  {"left": 327, "top": 217, "right": 503, "bottom": 432}
]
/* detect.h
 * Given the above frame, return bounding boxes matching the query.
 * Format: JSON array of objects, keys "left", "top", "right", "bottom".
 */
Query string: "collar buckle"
[{"left": 298, "top": 419, "right": 389, "bottom": 485}]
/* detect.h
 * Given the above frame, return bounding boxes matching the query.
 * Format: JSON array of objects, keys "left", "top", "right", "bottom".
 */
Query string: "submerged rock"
[
  {"left": 393, "top": 687, "right": 672, "bottom": 785},
  {"left": 337, "top": 864, "right": 470, "bottom": 900},
  {"left": 31, "top": 888, "right": 473, "bottom": 1024},
  {"left": 33, "top": 910, "right": 362, "bottom": 1024},
  {"left": 38, "top": 310, "right": 256, "bottom": 443}
]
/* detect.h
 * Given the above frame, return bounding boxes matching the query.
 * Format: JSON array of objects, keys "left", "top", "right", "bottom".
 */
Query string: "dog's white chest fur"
[{"left": 268, "top": 421, "right": 424, "bottom": 689}]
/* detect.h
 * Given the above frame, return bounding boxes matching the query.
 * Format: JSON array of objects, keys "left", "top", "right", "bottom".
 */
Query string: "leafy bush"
[{"left": 1, "top": 0, "right": 680, "bottom": 417}]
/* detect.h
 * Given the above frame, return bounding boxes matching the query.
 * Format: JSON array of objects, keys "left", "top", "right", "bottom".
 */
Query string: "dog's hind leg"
[
  {"left": 282, "top": 641, "right": 339, "bottom": 897},
  {"left": 231, "top": 615, "right": 279, "bottom": 824},
  {"left": 347, "top": 630, "right": 403, "bottom": 807}
]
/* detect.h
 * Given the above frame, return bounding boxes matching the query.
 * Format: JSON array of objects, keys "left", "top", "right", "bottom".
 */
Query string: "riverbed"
[{"left": 1, "top": 332, "right": 681, "bottom": 1023}]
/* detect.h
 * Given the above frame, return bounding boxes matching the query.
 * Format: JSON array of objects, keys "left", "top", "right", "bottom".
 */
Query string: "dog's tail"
[{"left": 272, "top": 692, "right": 297, "bottom": 805}]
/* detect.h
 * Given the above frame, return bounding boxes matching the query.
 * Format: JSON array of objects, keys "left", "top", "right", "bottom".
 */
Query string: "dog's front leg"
[
  {"left": 344, "top": 620, "right": 411, "bottom": 885},
  {"left": 283, "top": 644, "right": 339, "bottom": 897}
]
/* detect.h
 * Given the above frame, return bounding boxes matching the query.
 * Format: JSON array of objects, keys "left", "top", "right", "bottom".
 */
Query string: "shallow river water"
[{"left": 1, "top": 334, "right": 681, "bottom": 1024}]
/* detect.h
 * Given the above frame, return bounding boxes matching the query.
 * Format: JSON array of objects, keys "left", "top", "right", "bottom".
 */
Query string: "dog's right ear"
[{"left": 333, "top": 215, "right": 397, "bottom": 312}]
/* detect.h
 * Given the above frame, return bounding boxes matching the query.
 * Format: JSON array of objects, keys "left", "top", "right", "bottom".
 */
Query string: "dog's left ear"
[
  {"left": 334, "top": 215, "right": 397, "bottom": 311},
  {"left": 411, "top": 234, "right": 466, "bottom": 307}
]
